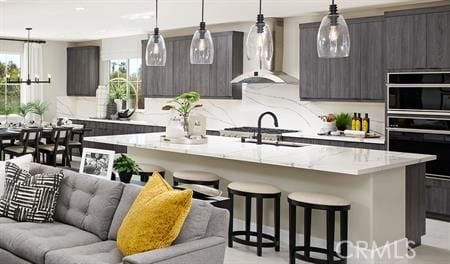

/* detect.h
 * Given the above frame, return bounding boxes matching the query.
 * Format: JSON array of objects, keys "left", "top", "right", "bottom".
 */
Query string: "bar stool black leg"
[
  {"left": 327, "top": 210, "right": 336, "bottom": 262},
  {"left": 274, "top": 196, "right": 280, "bottom": 252},
  {"left": 245, "top": 196, "right": 252, "bottom": 242},
  {"left": 289, "top": 203, "right": 296, "bottom": 264},
  {"left": 228, "top": 192, "right": 234, "bottom": 248},
  {"left": 256, "top": 197, "right": 263, "bottom": 257},
  {"left": 340, "top": 211, "right": 348, "bottom": 263},
  {"left": 304, "top": 207, "right": 312, "bottom": 258}
]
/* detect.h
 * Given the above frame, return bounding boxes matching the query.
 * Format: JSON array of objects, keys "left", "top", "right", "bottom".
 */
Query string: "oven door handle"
[{"left": 387, "top": 127, "right": 450, "bottom": 135}]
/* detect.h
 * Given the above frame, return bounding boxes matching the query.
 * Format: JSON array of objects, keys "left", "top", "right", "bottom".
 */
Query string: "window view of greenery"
[
  {"left": 109, "top": 58, "right": 143, "bottom": 109},
  {"left": 0, "top": 54, "right": 21, "bottom": 114}
]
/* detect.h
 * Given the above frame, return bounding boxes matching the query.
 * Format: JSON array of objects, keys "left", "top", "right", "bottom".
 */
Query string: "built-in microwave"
[{"left": 387, "top": 72, "right": 450, "bottom": 116}]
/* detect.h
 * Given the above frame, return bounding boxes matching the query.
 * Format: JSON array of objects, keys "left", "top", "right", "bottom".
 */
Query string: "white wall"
[{"left": 43, "top": 41, "right": 68, "bottom": 121}]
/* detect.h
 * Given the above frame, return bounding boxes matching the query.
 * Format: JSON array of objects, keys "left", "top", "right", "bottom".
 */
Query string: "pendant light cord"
[
  {"left": 27, "top": 29, "right": 31, "bottom": 80},
  {"left": 202, "top": 0, "right": 205, "bottom": 22},
  {"left": 155, "top": 0, "right": 158, "bottom": 28},
  {"left": 259, "top": 0, "right": 262, "bottom": 15}
]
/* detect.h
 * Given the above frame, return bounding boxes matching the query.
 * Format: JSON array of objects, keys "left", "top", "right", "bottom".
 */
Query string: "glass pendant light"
[
  {"left": 190, "top": 0, "right": 214, "bottom": 64},
  {"left": 146, "top": 0, "right": 166, "bottom": 66},
  {"left": 317, "top": 0, "right": 350, "bottom": 58},
  {"left": 246, "top": 0, "right": 273, "bottom": 64}
]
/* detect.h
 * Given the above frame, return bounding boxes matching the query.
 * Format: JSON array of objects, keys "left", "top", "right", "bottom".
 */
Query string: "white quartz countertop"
[
  {"left": 282, "top": 132, "right": 386, "bottom": 145},
  {"left": 85, "top": 133, "right": 434, "bottom": 175},
  {"left": 69, "top": 117, "right": 153, "bottom": 126}
]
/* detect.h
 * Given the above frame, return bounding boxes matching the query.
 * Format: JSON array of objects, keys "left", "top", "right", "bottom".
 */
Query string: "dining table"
[{"left": 0, "top": 125, "right": 92, "bottom": 161}]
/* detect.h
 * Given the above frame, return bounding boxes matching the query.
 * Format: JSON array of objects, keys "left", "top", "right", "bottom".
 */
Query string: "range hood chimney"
[{"left": 231, "top": 18, "right": 298, "bottom": 84}]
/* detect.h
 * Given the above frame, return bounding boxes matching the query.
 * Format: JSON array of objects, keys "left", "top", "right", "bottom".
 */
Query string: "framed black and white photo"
[{"left": 79, "top": 148, "right": 115, "bottom": 179}]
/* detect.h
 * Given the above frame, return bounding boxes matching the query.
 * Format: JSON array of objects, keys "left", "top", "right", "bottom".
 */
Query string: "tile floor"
[{"left": 224, "top": 219, "right": 450, "bottom": 264}]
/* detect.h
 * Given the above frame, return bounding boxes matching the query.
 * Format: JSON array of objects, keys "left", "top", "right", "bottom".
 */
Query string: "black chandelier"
[{"left": 6, "top": 28, "right": 51, "bottom": 85}]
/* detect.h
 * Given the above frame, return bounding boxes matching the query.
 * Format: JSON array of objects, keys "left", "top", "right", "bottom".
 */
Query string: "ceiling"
[{"left": 0, "top": 0, "right": 443, "bottom": 42}]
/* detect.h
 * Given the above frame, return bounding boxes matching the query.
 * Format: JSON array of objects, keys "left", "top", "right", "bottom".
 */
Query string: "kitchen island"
[{"left": 85, "top": 133, "right": 435, "bottom": 262}]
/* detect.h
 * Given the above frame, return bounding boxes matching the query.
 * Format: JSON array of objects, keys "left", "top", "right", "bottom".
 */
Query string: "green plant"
[
  {"left": 335, "top": 112, "right": 352, "bottom": 131},
  {"left": 162, "top": 91, "right": 202, "bottom": 132},
  {"left": 113, "top": 154, "right": 142, "bottom": 175},
  {"left": 29, "top": 101, "right": 49, "bottom": 126},
  {"left": 109, "top": 77, "right": 129, "bottom": 101},
  {"left": 17, "top": 102, "right": 33, "bottom": 118}
]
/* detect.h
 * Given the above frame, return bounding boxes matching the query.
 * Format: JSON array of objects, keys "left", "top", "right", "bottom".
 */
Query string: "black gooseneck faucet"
[{"left": 256, "top": 112, "right": 279, "bottom": 145}]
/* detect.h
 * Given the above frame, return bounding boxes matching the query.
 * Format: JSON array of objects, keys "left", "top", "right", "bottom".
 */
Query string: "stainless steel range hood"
[{"left": 231, "top": 18, "right": 298, "bottom": 84}]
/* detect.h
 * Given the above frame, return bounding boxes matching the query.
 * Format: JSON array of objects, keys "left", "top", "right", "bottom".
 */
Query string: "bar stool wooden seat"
[
  {"left": 288, "top": 192, "right": 351, "bottom": 264},
  {"left": 173, "top": 170, "right": 220, "bottom": 189},
  {"left": 139, "top": 163, "right": 165, "bottom": 182},
  {"left": 228, "top": 181, "right": 281, "bottom": 257}
]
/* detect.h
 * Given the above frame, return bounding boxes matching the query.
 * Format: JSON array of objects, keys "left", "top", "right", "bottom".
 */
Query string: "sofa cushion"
[
  {"left": 0, "top": 154, "right": 33, "bottom": 196},
  {"left": 46, "top": 240, "right": 123, "bottom": 264},
  {"left": 0, "top": 216, "right": 17, "bottom": 224},
  {"left": 0, "top": 162, "right": 64, "bottom": 223},
  {"left": 174, "top": 199, "right": 213, "bottom": 244},
  {"left": 0, "top": 221, "right": 101, "bottom": 264},
  {"left": 28, "top": 164, "right": 124, "bottom": 240},
  {"left": 108, "top": 184, "right": 141, "bottom": 240},
  {"left": 117, "top": 174, "right": 193, "bottom": 256}
]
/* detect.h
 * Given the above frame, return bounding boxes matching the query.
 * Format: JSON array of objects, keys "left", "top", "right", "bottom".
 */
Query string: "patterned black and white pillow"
[{"left": 0, "top": 162, "right": 64, "bottom": 223}]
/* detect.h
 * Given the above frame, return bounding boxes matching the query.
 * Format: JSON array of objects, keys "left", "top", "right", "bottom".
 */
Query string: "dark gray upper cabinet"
[
  {"left": 142, "top": 31, "right": 243, "bottom": 98},
  {"left": 385, "top": 13, "right": 427, "bottom": 70},
  {"left": 142, "top": 40, "right": 174, "bottom": 97},
  {"left": 299, "top": 16, "right": 384, "bottom": 101},
  {"left": 67, "top": 46, "right": 100, "bottom": 96},
  {"left": 427, "top": 11, "right": 450, "bottom": 69},
  {"left": 386, "top": 5, "right": 450, "bottom": 70}
]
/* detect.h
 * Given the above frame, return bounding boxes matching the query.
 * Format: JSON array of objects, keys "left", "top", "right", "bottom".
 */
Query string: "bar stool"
[
  {"left": 173, "top": 170, "right": 220, "bottom": 189},
  {"left": 288, "top": 192, "right": 351, "bottom": 264},
  {"left": 228, "top": 181, "right": 281, "bottom": 257},
  {"left": 139, "top": 164, "right": 165, "bottom": 182}
]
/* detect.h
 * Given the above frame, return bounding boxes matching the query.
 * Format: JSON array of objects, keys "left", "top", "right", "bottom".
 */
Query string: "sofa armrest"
[{"left": 122, "top": 236, "right": 226, "bottom": 264}]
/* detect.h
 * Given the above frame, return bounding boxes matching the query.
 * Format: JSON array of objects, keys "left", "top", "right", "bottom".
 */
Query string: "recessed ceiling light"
[
  {"left": 122, "top": 12, "right": 154, "bottom": 20},
  {"left": 75, "top": 7, "right": 85, "bottom": 11}
]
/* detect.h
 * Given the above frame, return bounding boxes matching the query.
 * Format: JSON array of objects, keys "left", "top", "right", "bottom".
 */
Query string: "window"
[
  {"left": 109, "top": 58, "right": 143, "bottom": 109},
  {"left": 0, "top": 53, "right": 21, "bottom": 113}
]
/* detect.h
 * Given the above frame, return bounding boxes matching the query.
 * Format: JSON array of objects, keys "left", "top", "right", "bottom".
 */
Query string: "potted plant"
[
  {"left": 29, "top": 101, "right": 49, "bottom": 127},
  {"left": 335, "top": 112, "right": 352, "bottom": 131},
  {"left": 109, "top": 78, "right": 128, "bottom": 112},
  {"left": 162, "top": 91, "right": 202, "bottom": 135},
  {"left": 113, "top": 154, "right": 142, "bottom": 183},
  {"left": 17, "top": 103, "right": 33, "bottom": 124}
]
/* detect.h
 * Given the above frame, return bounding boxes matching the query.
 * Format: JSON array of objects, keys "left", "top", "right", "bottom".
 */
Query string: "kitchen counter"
[
  {"left": 85, "top": 133, "right": 434, "bottom": 255},
  {"left": 282, "top": 131, "right": 386, "bottom": 145},
  {"left": 85, "top": 133, "right": 432, "bottom": 175},
  {"left": 69, "top": 117, "right": 151, "bottom": 126}
]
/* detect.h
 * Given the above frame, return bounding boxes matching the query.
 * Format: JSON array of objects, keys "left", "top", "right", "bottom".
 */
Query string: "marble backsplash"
[{"left": 56, "top": 83, "right": 386, "bottom": 135}]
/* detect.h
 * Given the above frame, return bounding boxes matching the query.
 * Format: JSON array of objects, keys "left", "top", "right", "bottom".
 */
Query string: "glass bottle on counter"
[
  {"left": 351, "top": 112, "right": 357, "bottom": 131},
  {"left": 356, "top": 113, "right": 362, "bottom": 131},
  {"left": 363, "top": 113, "right": 370, "bottom": 133}
]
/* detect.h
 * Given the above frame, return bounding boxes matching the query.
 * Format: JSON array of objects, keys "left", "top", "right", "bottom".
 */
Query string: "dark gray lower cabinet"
[
  {"left": 281, "top": 136, "right": 386, "bottom": 150},
  {"left": 425, "top": 177, "right": 450, "bottom": 221}
]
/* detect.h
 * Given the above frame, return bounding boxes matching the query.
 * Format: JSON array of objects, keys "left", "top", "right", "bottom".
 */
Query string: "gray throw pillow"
[{"left": 0, "top": 162, "right": 64, "bottom": 223}]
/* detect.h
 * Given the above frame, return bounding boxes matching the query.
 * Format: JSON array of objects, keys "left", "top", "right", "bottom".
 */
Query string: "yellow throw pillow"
[{"left": 117, "top": 172, "right": 193, "bottom": 256}]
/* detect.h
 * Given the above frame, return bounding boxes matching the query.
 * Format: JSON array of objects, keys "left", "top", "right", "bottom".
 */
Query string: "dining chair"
[
  {"left": 3, "top": 128, "right": 42, "bottom": 162},
  {"left": 38, "top": 127, "right": 72, "bottom": 167},
  {"left": 69, "top": 123, "right": 87, "bottom": 161}
]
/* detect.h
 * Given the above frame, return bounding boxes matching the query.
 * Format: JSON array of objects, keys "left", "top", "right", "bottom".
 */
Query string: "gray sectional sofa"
[{"left": 0, "top": 163, "right": 229, "bottom": 264}]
